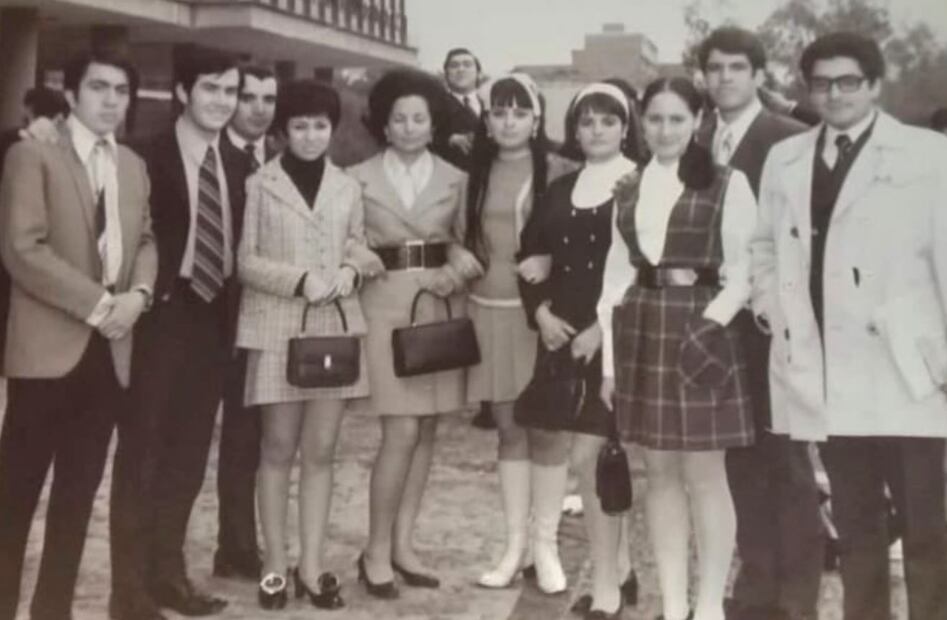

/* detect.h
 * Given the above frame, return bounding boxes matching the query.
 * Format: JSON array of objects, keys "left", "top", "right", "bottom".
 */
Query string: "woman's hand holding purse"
[
  {"left": 571, "top": 323, "right": 602, "bottom": 363},
  {"left": 536, "top": 303, "right": 576, "bottom": 351},
  {"left": 416, "top": 268, "right": 456, "bottom": 297}
]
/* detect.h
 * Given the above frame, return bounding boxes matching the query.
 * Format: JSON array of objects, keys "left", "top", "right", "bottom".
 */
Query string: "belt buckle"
[{"left": 404, "top": 239, "right": 425, "bottom": 272}]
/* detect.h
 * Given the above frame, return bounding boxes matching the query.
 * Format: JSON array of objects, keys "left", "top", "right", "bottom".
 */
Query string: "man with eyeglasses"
[{"left": 751, "top": 31, "right": 947, "bottom": 620}]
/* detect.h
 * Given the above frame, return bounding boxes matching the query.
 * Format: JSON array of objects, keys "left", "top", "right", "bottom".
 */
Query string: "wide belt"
[
  {"left": 373, "top": 241, "right": 448, "bottom": 271},
  {"left": 636, "top": 265, "right": 719, "bottom": 289}
]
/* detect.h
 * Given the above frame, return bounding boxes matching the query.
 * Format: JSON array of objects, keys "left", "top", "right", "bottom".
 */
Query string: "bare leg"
[
  {"left": 392, "top": 415, "right": 438, "bottom": 574},
  {"left": 684, "top": 450, "right": 734, "bottom": 620},
  {"left": 258, "top": 402, "right": 303, "bottom": 578},
  {"left": 644, "top": 449, "right": 690, "bottom": 620},
  {"left": 297, "top": 399, "right": 346, "bottom": 587},
  {"left": 364, "top": 415, "right": 419, "bottom": 583}
]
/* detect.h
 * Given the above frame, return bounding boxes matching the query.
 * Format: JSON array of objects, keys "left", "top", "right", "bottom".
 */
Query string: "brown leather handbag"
[
  {"left": 391, "top": 290, "right": 480, "bottom": 377},
  {"left": 286, "top": 299, "right": 360, "bottom": 388}
]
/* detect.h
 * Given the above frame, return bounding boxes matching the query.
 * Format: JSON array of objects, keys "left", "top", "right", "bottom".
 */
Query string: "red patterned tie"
[{"left": 191, "top": 146, "right": 225, "bottom": 302}]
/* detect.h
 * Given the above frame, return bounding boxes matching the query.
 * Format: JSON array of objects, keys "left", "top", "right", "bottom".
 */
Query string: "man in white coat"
[{"left": 751, "top": 32, "right": 947, "bottom": 620}]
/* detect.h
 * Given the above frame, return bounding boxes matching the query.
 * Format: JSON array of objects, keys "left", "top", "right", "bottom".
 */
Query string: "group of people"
[{"left": 0, "top": 22, "right": 945, "bottom": 620}]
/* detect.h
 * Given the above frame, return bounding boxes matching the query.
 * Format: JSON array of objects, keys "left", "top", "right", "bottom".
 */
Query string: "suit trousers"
[
  {"left": 111, "top": 284, "right": 228, "bottom": 599},
  {"left": 819, "top": 436, "right": 947, "bottom": 620},
  {"left": 0, "top": 335, "right": 120, "bottom": 620},
  {"left": 727, "top": 311, "right": 824, "bottom": 617},
  {"left": 215, "top": 349, "right": 261, "bottom": 557}
]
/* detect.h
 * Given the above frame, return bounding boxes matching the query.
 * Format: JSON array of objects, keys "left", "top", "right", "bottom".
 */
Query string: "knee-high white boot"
[
  {"left": 530, "top": 462, "right": 568, "bottom": 594},
  {"left": 478, "top": 460, "right": 531, "bottom": 588}
]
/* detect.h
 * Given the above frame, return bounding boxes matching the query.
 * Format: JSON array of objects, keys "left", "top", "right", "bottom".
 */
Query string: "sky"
[{"left": 405, "top": 0, "right": 947, "bottom": 74}]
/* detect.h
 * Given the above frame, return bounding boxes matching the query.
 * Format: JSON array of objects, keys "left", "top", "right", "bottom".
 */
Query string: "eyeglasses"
[{"left": 808, "top": 74, "right": 868, "bottom": 94}]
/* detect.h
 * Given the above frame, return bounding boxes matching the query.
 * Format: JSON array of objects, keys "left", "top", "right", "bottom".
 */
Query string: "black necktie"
[
  {"left": 834, "top": 134, "right": 853, "bottom": 172},
  {"left": 463, "top": 95, "right": 475, "bottom": 113},
  {"left": 244, "top": 142, "right": 259, "bottom": 173}
]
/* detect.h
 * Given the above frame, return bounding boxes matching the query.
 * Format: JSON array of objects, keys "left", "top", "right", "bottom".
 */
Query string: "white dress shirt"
[
  {"left": 176, "top": 116, "right": 233, "bottom": 278},
  {"left": 453, "top": 90, "right": 482, "bottom": 118},
  {"left": 713, "top": 96, "right": 763, "bottom": 165},
  {"left": 69, "top": 114, "right": 123, "bottom": 327},
  {"left": 822, "top": 109, "right": 876, "bottom": 169},
  {"left": 597, "top": 158, "right": 758, "bottom": 377},
  {"left": 226, "top": 126, "right": 265, "bottom": 169},
  {"left": 383, "top": 148, "right": 434, "bottom": 210}
]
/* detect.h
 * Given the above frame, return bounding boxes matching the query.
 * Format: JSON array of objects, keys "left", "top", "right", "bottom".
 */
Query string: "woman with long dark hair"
[{"left": 599, "top": 77, "right": 757, "bottom": 620}]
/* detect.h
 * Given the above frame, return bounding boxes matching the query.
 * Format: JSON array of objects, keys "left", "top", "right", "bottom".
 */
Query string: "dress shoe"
[
  {"left": 109, "top": 594, "right": 167, "bottom": 620},
  {"left": 656, "top": 612, "right": 693, "bottom": 620},
  {"left": 571, "top": 570, "right": 638, "bottom": 614},
  {"left": 213, "top": 548, "right": 261, "bottom": 580},
  {"left": 294, "top": 567, "right": 345, "bottom": 609},
  {"left": 150, "top": 578, "right": 228, "bottom": 617},
  {"left": 258, "top": 572, "right": 288, "bottom": 610},
  {"left": 392, "top": 560, "right": 440, "bottom": 588},
  {"left": 356, "top": 553, "right": 399, "bottom": 599},
  {"left": 585, "top": 600, "right": 623, "bottom": 620},
  {"left": 472, "top": 401, "right": 497, "bottom": 429}
]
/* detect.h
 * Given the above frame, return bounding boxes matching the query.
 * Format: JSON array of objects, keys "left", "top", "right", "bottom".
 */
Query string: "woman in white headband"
[
  {"left": 516, "top": 81, "right": 643, "bottom": 617},
  {"left": 464, "top": 73, "right": 578, "bottom": 593}
]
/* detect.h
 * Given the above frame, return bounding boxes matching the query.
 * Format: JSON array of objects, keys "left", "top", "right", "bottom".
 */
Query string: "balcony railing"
[{"left": 183, "top": 0, "right": 409, "bottom": 47}]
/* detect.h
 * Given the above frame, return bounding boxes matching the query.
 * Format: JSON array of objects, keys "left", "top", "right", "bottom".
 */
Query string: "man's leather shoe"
[
  {"left": 109, "top": 594, "right": 167, "bottom": 620},
  {"left": 150, "top": 579, "right": 228, "bottom": 617},
  {"left": 212, "top": 548, "right": 261, "bottom": 580}
]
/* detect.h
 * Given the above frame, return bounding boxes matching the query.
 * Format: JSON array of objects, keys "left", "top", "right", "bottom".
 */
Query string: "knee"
[
  {"left": 301, "top": 440, "right": 336, "bottom": 471},
  {"left": 261, "top": 433, "right": 298, "bottom": 469},
  {"left": 529, "top": 429, "right": 568, "bottom": 464},
  {"left": 382, "top": 419, "right": 422, "bottom": 451},
  {"left": 497, "top": 422, "right": 527, "bottom": 451}
]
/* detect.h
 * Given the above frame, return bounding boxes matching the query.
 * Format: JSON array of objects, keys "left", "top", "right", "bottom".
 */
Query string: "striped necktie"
[{"left": 191, "top": 146, "right": 225, "bottom": 302}]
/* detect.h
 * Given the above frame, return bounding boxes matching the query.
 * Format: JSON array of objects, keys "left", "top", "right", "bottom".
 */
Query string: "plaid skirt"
[{"left": 613, "top": 285, "right": 754, "bottom": 450}]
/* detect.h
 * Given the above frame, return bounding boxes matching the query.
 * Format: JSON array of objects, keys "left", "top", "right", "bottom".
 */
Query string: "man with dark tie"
[
  {"left": 752, "top": 32, "right": 947, "bottom": 620},
  {"left": 0, "top": 49, "right": 156, "bottom": 620},
  {"left": 213, "top": 63, "right": 278, "bottom": 582},
  {"left": 695, "top": 27, "right": 820, "bottom": 620},
  {"left": 432, "top": 47, "right": 482, "bottom": 171},
  {"left": 109, "top": 46, "right": 248, "bottom": 620}
]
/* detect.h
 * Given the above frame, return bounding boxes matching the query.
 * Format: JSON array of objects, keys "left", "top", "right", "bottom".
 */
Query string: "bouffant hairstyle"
[
  {"left": 363, "top": 69, "right": 448, "bottom": 145},
  {"left": 273, "top": 79, "right": 341, "bottom": 134},
  {"left": 800, "top": 32, "right": 886, "bottom": 84},
  {"left": 640, "top": 77, "right": 716, "bottom": 191},
  {"left": 698, "top": 26, "right": 767, "bottom": 72}
]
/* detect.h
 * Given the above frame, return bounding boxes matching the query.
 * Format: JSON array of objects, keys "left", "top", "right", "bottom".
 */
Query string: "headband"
[
  {"left": 478, "top": 72, "right": 543, "bottom": 118},
  {"left": 573, "top": 82, "right": 630, "bottom": 118}
]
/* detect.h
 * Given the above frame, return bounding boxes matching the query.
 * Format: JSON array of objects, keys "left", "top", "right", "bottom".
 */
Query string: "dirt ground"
[{"left": 3, "top": 385, "right": 906, "bottom": 619}]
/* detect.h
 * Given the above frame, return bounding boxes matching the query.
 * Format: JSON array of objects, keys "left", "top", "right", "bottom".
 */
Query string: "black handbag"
[
  {"left": 286, "top": 299, "right": 360, "bottom": 388},
  {"left": 596, "top": 421, "right": 633, "bottom": 515},
  {"left": 513, "top": 347, "right": 585, "bottom": 427},
  {"left": 391, "top": 290, "right": 481, "bottom": 377}
]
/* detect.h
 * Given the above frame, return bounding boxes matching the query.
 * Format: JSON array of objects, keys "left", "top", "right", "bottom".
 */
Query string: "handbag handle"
[
  {"left": 300, "top": 298, "right": 349, "bottom": 334},
  {"left": 409, "top": 289, "right": 452, "bottom": 326}
]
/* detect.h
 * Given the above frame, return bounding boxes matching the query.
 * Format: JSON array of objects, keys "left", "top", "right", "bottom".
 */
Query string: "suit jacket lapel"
[
  {"left": 362, "top": 155, "right": 419, "bottom": 227},
  {"left": 311, "top": 162, "right": 346, "bottom": 218},
  {"left": 58, "top": 129, "right": 96, "bottom": 233},
  {"left": 830, "top": 113, "right": 900, "bottom": 222},
  {"left": 410, "top": 157, "right": 453, "bottom": 217}
]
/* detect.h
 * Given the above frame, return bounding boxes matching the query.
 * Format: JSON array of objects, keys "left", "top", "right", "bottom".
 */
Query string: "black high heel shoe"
[
  {"left": 257, "top": 572, "right": 288, "bottom": 611},
  {"left": 356, "top": 554, "right": 399, "bottom": 599},
  {"left": 293, "top": 568, "right": 344, "bottom": 610},
  {"left": 392, "top": 560, "right": 440, "bottom": 588},
  {"left": 571, "top": 570, "right": 639, "bottom": 615},
  {"left": 585, "top": 599, "right": 623, "bottom": 620},
  {"left": 656, "top": 611, "right": 693, "bottom": 620}
]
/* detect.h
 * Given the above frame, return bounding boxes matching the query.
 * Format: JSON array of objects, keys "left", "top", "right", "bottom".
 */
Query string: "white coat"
[{"left": 751, "top": 111, "right": 947, "bottom": 440}]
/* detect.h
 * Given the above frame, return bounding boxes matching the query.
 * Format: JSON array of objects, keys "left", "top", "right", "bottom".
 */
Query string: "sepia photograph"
[{"left": 0, "top": 0, "right": 946, "bottom": 618}]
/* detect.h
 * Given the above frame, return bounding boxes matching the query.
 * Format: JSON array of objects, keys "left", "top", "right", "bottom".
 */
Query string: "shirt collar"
[
  {"left": 67, "top": 114, "right": 117, "bottom": 164},
  {"left": 383, "top": 147, "right": 433, "bottom": 178},
  {"left": 572, "top": 154, "right": 636, "bottom": 207},
  {"left": 825, "top": 109, "right": 877, "bottom": 147},
  {"left": 176, "top": 115, "right": 221, "bottom": 167},
  {"left": 226, "top": 126, "right": 264, "bottom": 158},
  {"left": 714, "top": 96, "right": 763, "bottom": 148}
]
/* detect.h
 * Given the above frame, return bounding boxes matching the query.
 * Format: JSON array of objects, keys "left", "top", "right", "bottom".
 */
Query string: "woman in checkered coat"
[
  {"left": 236, "top": 80, "right": 382, "bottom": 610},
  {"left": 598, "top": 77, "right": 757, "bottom": 620}
]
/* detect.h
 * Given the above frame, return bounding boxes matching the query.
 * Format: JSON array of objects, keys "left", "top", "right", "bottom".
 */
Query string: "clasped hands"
[
  {"left": 301, "top": 266, "right": 359, "bottom": 305},
  {"left": 96, "top": 292, "right": 146, "bottom": 340}
]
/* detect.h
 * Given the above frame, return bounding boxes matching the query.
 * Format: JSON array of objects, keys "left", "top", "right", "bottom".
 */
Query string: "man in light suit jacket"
[
  {"left": 109, "top": 46, "right": 248, "bottom": 620},
  {"left": 695, "top": 27, "right": 820, "bottom": 620},
  {"left": 751, "top": 32, "right": 947, "bottom": 620},
  {"left": 214, "top": 64, "right": 279, "bottom": 582},
  {"left": 0, "top": 49, "right": 156, "bottom": 620}
]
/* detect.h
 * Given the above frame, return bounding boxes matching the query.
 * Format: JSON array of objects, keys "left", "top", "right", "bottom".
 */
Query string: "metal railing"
[{"left": 183, "top": 0, "right": 409, "bottom": 47}]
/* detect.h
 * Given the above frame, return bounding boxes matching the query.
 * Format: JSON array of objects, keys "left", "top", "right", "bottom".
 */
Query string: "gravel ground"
[{"left": 3, "top": 385, "right": 907, "bottom": 619}]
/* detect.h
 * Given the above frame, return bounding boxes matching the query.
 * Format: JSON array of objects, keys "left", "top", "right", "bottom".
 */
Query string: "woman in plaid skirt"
[{"left": 599, "top": 77, "right": 757, "bottom": 620}]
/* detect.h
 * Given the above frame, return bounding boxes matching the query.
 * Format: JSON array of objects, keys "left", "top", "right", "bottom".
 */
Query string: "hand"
[
  {"left": 600, "top": 377, "right": 615, "bottom": 411},
  {"left": 517, "top": 255, "right": 552, "bottom": 284},
  {"left": 570, "top": 323, "right": 602, "bottom": 363},
  {"left": 448, "top": 133, "right": 474, "bottom": 155},
  {"left": 362, "top": 251, "right": 386, "bottom": 280},
  {"left": 97, "top": 292, "right": 145, "bottom": 340},
  {"left": 19, "top": 117, "right": 59, "bottom": 144},
  {"left": 535, "top": 304, "right": 576, "bottom": 351},
  {"left": 417, "top": 269, "right": 455, "bottom": 297},
  {"left": 448, "top": 245, "right": 485, "bottom": 280},
  {"left": 302, "top": 273, "right": 330, "bottom": 304},
  {"left": 325, "top": 266, "right": 357, "bottom": 300},
  {"left": 758, "top": 86, "right": 795, "bottom": 116}
]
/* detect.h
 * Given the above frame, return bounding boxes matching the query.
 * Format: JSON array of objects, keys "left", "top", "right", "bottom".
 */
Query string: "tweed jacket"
[
  {"left": 0, "top": 127, "right": 157, "bottom": 386},
  {"left": 236, "top": 157, "right": 374, "bottom": 352},
  {"left": 751, "top": 111, "right": 947, "bottom": 440}
]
